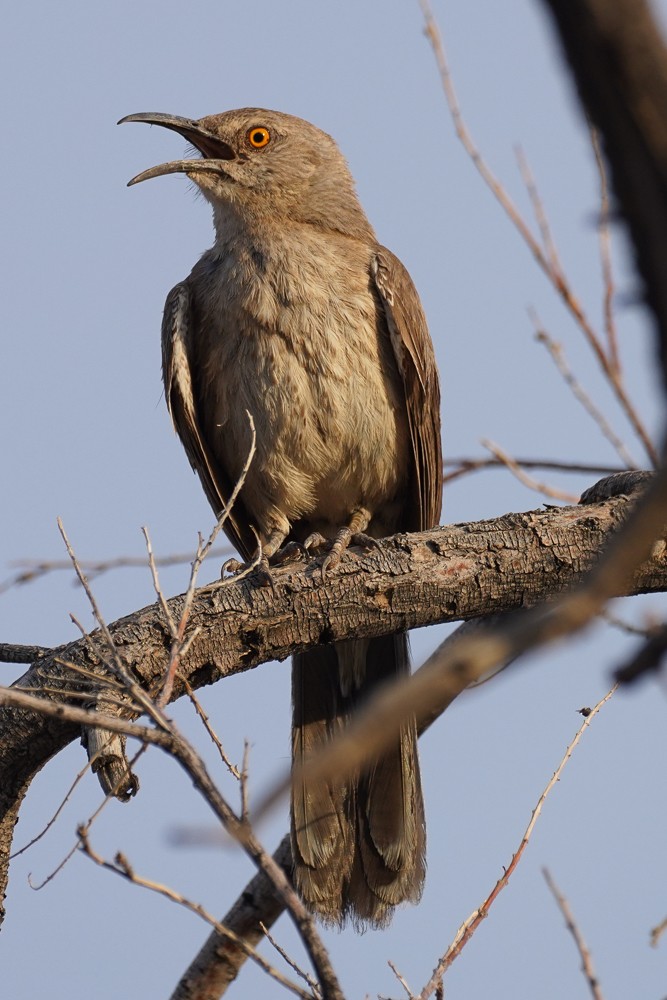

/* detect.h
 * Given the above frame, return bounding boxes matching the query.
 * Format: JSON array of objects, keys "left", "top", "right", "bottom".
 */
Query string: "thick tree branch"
[{"left": 1, "top": 491, "right": 665, "bottom": 927}]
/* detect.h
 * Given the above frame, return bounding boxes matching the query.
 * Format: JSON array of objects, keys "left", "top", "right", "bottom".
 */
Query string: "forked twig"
[{"left": 78, "top": 830, "right": 312, "bottom": 1000}]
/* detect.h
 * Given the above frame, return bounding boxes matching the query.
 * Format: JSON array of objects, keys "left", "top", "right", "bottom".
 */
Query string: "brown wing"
[
  {"left": 161, "top": 281, "right": 256, "bottom": 560},
  {"left": 372, "top": 248, "right": 443, "bottom": 532}
]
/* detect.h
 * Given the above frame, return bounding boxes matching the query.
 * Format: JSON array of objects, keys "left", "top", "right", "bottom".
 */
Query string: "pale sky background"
[{"left": 2, "top": 2, "right": 667, "bottom": 998}]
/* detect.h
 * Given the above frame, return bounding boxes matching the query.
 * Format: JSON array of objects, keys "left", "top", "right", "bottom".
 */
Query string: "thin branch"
[
  {"left": 418, "top": 686, "right": 616, "bottom": 998},
  {"left": 480, "top": 438, "right": 578, "bottom": 502},
  {"left": 184, "top": 680, "right": 241, "bottom": 779},
  {"left": 78, "top": 830, "right": 312, "bottom": 1000},
  {"left": 260, "top": 922, "right": 322, "bottom": 999},
  {"left": 418, "top": 0, "right": 658, "bottom": 468},
  {"left": 515, "top": 144, "right": 562, "bottom": 272},
  {"left": 589, "top": 124, "right": 620, "bottom": 374},
  {"left": 533, "top": 321, "right": 637, "bottom": 468},
  {"left": 442, "top": 456, "right": 626, "bottom": 487},
  {"left": 59, "top": 524, "right": 168, "bottom": 729},
  {"left": 0, "top": 548, "right": 231, "bottom": 595},
  {"left": 650, "top": 915, "right": 667, "bottom": 948},
  {"left": 387, "top": 960, "right": 415, "bottom": 999},
  {"left": 11, "top": 755, "right": 95, "bottom": 859},
  {"left": 26, "top": 743, "right": 148, "bottom": 889},
  {"left": 151, "top": 412, "right": 257, "bottom": 706},
  {"left": 543, "top": 867, "right": 605, "bottom": 1000}
]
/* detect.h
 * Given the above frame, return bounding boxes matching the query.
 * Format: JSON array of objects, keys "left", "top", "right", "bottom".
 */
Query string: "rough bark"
[{"left": 1, "top": 492, "right": 666, "bottom": 925}]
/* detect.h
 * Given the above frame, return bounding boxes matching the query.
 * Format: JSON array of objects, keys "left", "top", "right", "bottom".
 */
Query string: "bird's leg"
[
  {"left": 301, "top": 531, "right": 329, "bottom": 554},
  {"left": 321, "top": 506, "right": 374, "bottom": 577},
  {"left": 220, "top": 524, "right": 288, "bottom": 586},
  {"left": 270, "top": 540, "right": 307, "bottom": 565},
  {"left": 245, "top": 524, "right": 291, "bottom": 588}
]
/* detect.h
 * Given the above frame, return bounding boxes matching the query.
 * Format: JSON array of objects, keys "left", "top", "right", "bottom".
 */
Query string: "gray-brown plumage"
[{"left": 120, "top": 108, "right": 443, "bottom": 927}]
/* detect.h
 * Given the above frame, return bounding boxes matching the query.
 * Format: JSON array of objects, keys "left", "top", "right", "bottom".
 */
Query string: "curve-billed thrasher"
[{"left": 120, "top": 108, "right": 443, "bottom": 928}]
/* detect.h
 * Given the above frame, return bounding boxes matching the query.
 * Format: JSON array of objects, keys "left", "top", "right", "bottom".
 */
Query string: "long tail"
[{"left": 291, "top": 633, "right": 425, "bottom": 928}]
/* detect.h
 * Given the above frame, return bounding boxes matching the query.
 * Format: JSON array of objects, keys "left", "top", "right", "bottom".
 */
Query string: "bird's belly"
[{"left": 203, "top": 308, "right": 409, "bottom": 534}]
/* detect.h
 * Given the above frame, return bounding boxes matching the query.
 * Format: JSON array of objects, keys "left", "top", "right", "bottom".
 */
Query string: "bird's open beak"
[{"left": 118, "top": 113, "right": 236, "bottom": 186}]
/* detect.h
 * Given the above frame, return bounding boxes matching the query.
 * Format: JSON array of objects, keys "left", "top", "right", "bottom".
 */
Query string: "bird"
[{"left": 119, "top": 107, "right": 443, "bottom": 928}]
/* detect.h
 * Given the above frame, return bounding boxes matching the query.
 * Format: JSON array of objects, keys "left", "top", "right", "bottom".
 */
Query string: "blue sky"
[{"left": 2, "top": 2, "right": 666, "bottom": 998}]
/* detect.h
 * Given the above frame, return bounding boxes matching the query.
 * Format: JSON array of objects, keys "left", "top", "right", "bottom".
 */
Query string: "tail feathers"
[
  {"left": 291, "top": 633, "right": 426, "bottom": 928},
  {"left": 291, "top": 644, "right": 354, "bottom": 919}
]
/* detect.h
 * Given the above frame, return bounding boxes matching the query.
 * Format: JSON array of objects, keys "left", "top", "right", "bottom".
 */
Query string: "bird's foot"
[
  {"left": 271, "top": 540, "right": 308, "bottom": 566},
  {"left": 301, "top": 531, "right": 329, "bottom": 555},
  {"left": 221, "top": 556, "right": 243, "bottom": 577},
  {"left": 219, "top": 554, "right": 275, "bottom": 591},
  {"left": 252, "top": 555, "right": 276, "bottom": 591},
  {"left": 321, "top": 529, "right": 378, "bottom": 578}
]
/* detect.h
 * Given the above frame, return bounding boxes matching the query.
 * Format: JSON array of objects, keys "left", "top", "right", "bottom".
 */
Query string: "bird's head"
[{"left": 119, "top": 108, "right": 374, "bottom": 239}]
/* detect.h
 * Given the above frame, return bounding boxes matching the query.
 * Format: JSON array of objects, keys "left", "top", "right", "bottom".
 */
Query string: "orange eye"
[{"left": 247, "top": 126, "right": 271, "bottom": 148}]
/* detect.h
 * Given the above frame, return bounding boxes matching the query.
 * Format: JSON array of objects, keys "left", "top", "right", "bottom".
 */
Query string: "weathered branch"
[{"left": 1, "top": 491, "right": 665, "bottom": 928}]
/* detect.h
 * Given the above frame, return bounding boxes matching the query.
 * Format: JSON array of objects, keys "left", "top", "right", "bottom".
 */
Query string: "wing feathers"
[
  {"left": 161, "top": 282, "right": 254, "bottom": 559},
  {"left": 372, "top": 249, "right": 443, "bottom": 531}
]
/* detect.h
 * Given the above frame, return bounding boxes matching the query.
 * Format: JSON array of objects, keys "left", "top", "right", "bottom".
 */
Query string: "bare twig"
[
  {"left": 150, "top": 412, "right": 258, "bottom": 706},
  {"left": 0, "top": 548, "right": 231, "bottom": 595},
  {"left": 480, "top": 438, "right": 578, "bottom": 502},
  {"left": 58, "top": 524, "right": 168, "bottom": 729},
  {"left": 515, "top": 145, "right": 562, "bottom": 272},
  {"left": 589, "top": 124, "right": 620, "bottom": 374},
  {"left": 533, "top": 322, "right": 637, "bottom": 468},
  {"left": 418, "top": 0, "right": 658, "bottom": 468},
  {"left": 387, "top": 960, "right": 415, "bottom": 999},
  {"left": 418, "top": 686, "right": 617, "bottom": 998},
  {"left": 543, "top": 867, "right": 605, "bottom": 1000},
  {"left": 650, "top": 914, "right": 667, "bottom": 948},
  {"left": 171, "top": 835, "right": 293, "bottom": 1000},
  {"left": 184, "top": 680, "right": 241, "bottom": 779},
  {"left": 261, "top": 922, "right": 322, "bottom": 998},
  {"left": 27, "top": 744, "right": 147, "bottom": 889},
  {"left": 78, "top": 830, "right": 312, "bottom": 1000},
  {"left": 11, "top": 756, "right": 95, "bottom": 859},
  {"left": 443, "top": 456, "right": 626, "bottom": 486}
]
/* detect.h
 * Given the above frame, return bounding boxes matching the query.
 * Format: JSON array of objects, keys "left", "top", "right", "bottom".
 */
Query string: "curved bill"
[
  {"left": 127, "top": 159, "right": 232, "bottom": 187},
  {"left": 118, "top": 112, "right": 235, "bottom": 186}
]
